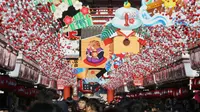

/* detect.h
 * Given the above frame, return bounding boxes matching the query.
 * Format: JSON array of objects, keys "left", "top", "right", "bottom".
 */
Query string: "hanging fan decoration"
[
  {"left": 100, "top": 23, "right": 118, "bottom": 42},
  {"left": 33, "top": 0, "right": 93, "bottom": 32},
  {"left": 49, "top": 0, "right": 93, "bottom": 32}
]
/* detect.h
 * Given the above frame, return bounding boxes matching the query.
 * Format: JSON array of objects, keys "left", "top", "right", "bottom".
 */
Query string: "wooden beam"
[{"left": 80, "top": 0, "right": 141, "bottom": 7}]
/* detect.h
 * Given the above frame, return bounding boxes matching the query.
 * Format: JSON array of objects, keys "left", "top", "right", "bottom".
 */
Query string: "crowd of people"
[
  {"left": 27, "top": 96, "right": 200, "bottom": 112},
  {"left": 28, "top": 96, "right": 102, "bottom": 112},
  {"left": 24, "top": 90, "right": 200, "bottom": 112}
]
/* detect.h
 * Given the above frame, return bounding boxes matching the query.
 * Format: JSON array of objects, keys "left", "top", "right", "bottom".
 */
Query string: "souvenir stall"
[
  {"left": 150, "top": 52, "right": 198, "bottom": 92},
  {"left": 0, "top": 33, "right": 18, "bottom": 111},
  {"left": 125, "top": 88, "right": 189, "bottom": 99},
  {"left": 189, "top": 40, "right": 200, "bottom": 88},
  {"left": 188, "top": 41, "right": 200, "bottom": 109},
  {"left": 0, "top": 34, "right": 41, "bottom": 110},
  {"left": 0, "top": 75, "right": 17, "bottom": 111}
]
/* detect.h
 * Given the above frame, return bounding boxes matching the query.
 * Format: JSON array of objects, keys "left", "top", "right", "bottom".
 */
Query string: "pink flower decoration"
[
  {"left": 80, "top": 6, "right": 89, "bottom": 15},
  {"left": 63, "top": 16, "right": 73, "bottom": 25}
]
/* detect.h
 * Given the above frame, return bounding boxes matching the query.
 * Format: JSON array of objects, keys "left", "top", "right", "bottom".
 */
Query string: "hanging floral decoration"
[
  {"left": 101, "top": 1, "right": 200, "bottom": 89},
  {"left": 47, "top": 0, "right": 93, "bottom": 32},
  {"left": 0, "top": 0, "right": 76, "bottom": 86}
]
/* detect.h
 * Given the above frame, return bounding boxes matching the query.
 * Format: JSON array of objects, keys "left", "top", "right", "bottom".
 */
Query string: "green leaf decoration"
[
  {"left": 50, "top": 4, "right": 56, "bottom": 12},
  {"left": 124, "top": 1, "right": 129, "bottom": 5},
  {"left": 100, "top": 23, "right": 117, "bottom": 40},
  {"left": 67, "top": 0, "right": 73, "bottom": 6}
]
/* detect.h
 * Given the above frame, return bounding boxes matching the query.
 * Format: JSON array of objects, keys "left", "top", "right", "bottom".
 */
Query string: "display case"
[{"left": 154, "top": 53, "right": 198, "bottom": 84}]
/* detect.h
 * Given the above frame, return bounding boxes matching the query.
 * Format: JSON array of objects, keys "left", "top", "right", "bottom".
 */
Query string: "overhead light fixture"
[
  {"left": 0, "top": 90, "right": 4, "bottom": 94},
  {"left": 139, "top": 86, "right": 145, "bottom": 89}
]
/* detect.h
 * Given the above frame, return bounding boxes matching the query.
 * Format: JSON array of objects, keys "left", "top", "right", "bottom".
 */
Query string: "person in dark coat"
[
  {"left": 28, "top": 102, "right": 63, "bottom": 112},
  {"left": 56, "top": 101, "right": 68, "bottom": 112}
]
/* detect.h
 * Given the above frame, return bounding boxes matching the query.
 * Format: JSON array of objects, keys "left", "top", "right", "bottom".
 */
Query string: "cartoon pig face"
[{"left": 111, "top": 7, "right": 142, "bottom": 30}]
